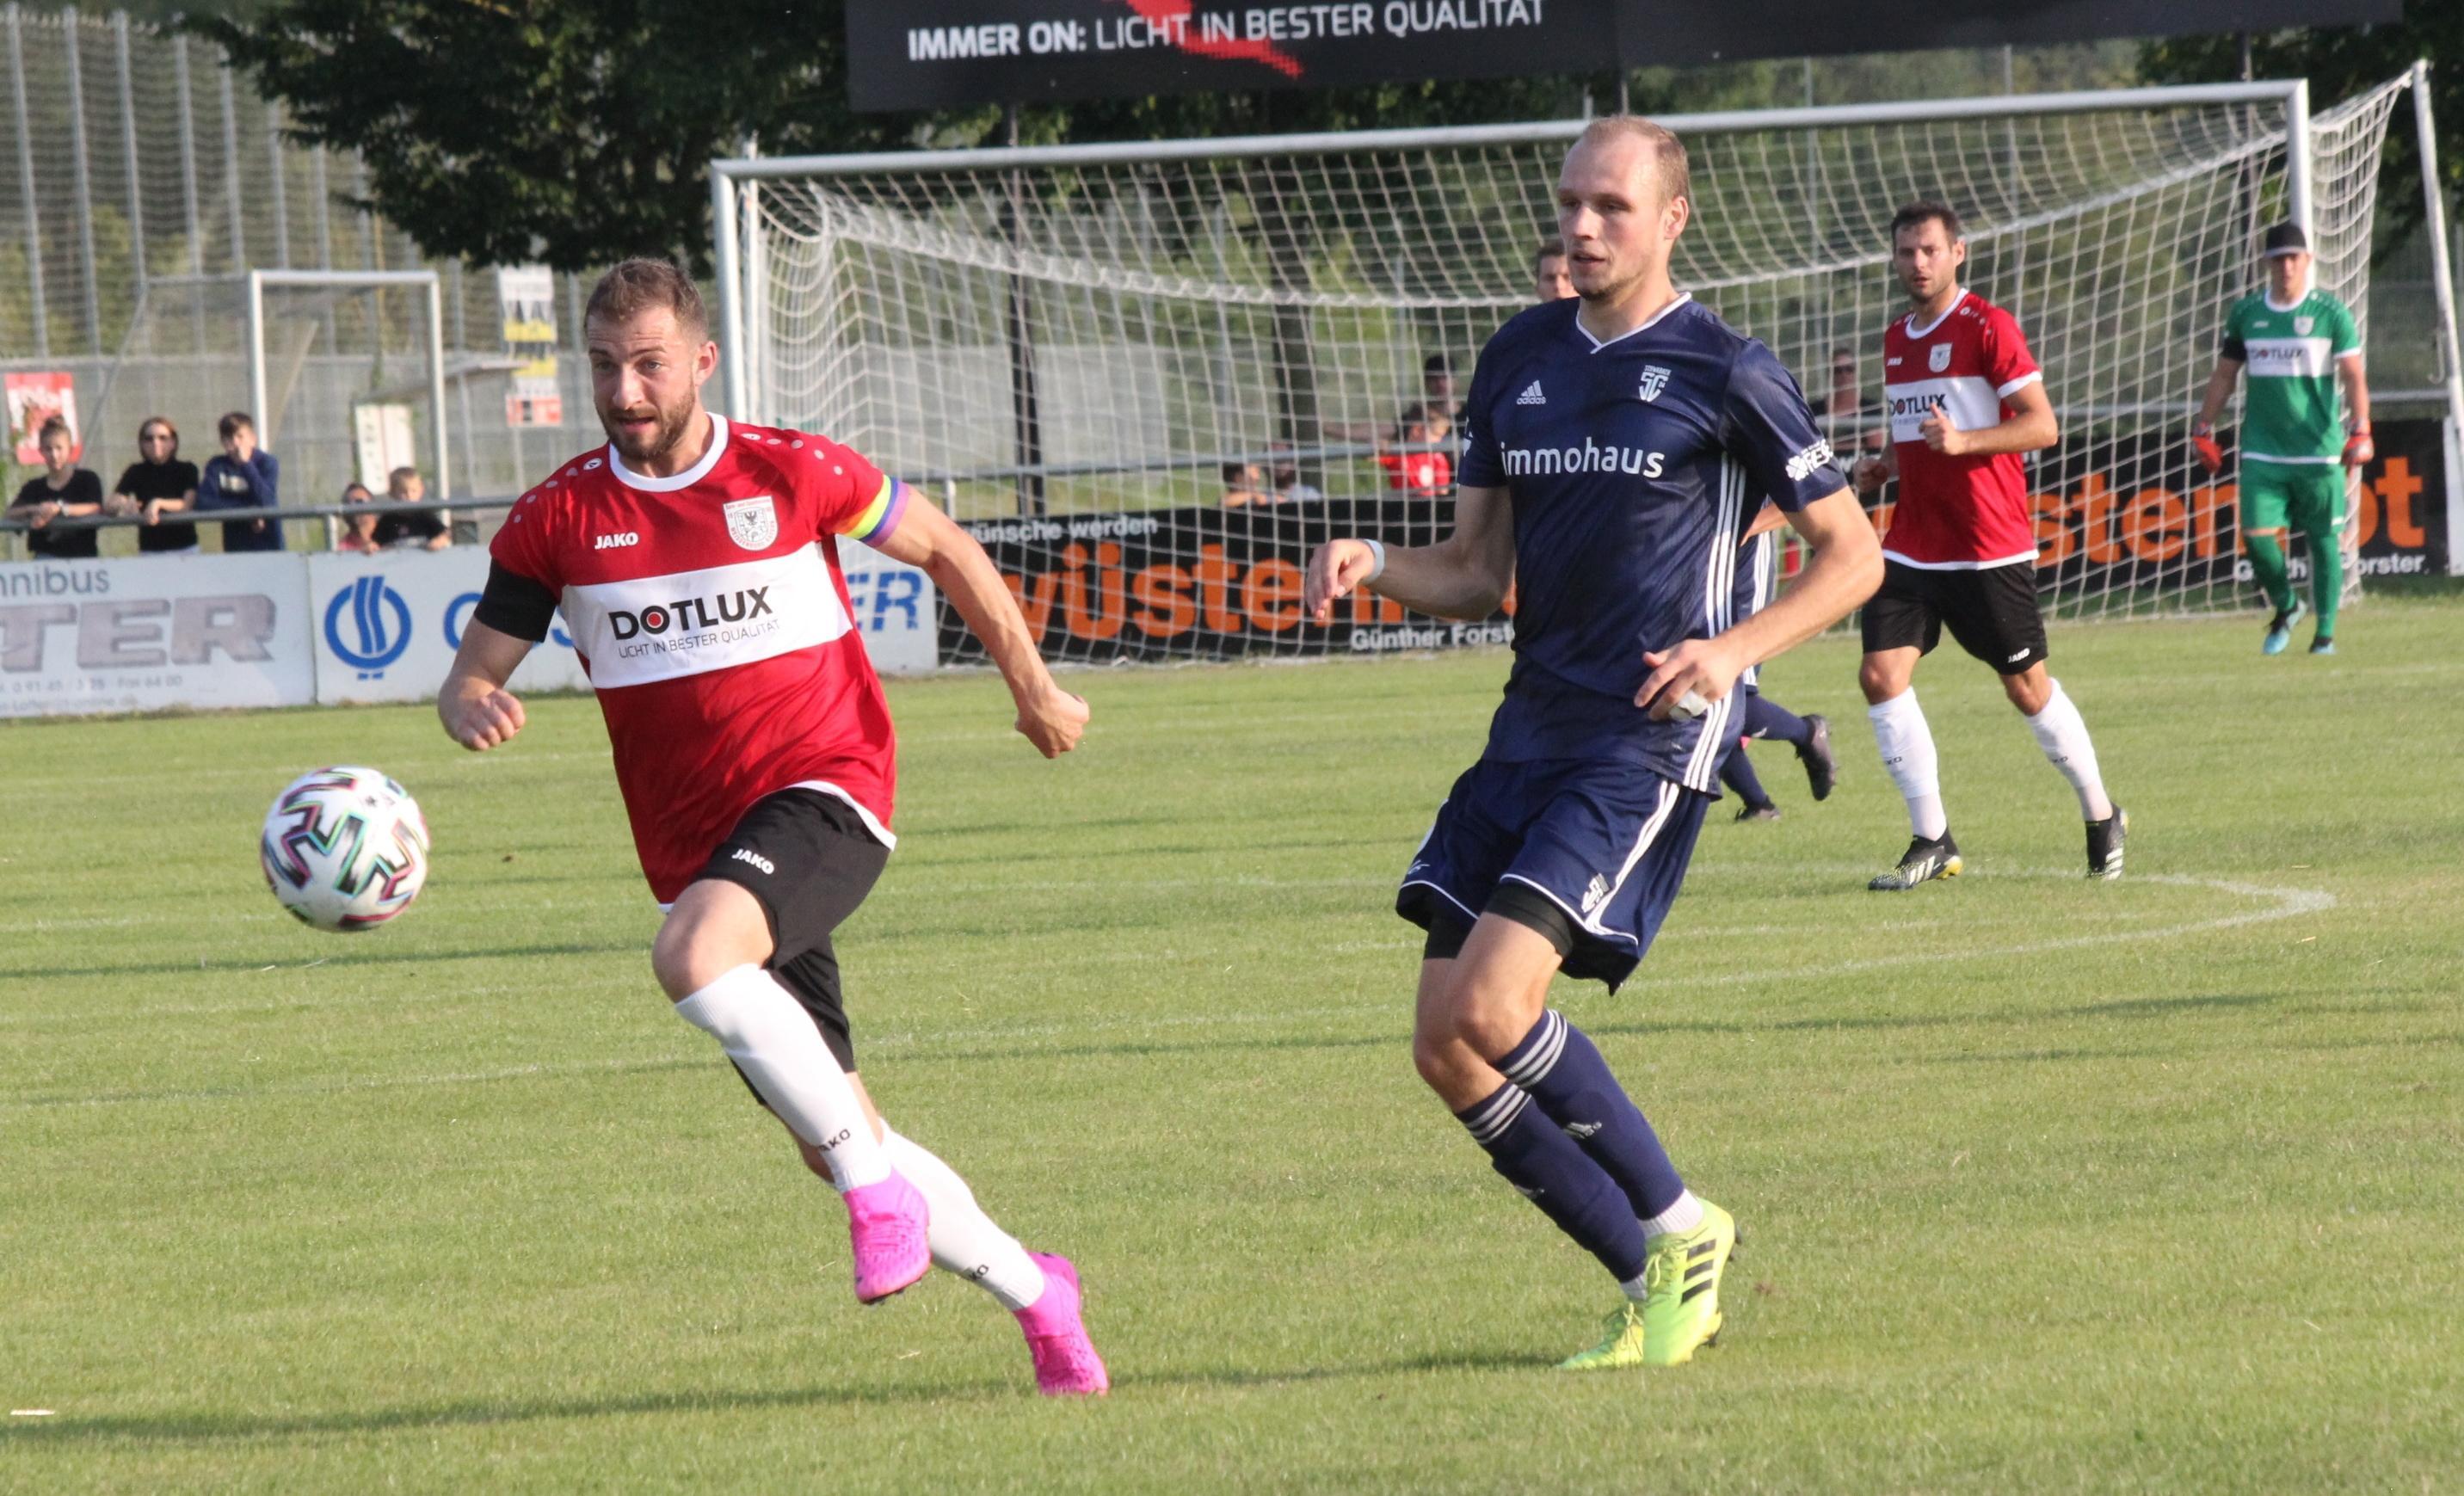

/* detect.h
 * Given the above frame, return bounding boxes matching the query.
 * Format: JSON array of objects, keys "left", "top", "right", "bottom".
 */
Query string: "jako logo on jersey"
[
  {"left": 1502, "top": 440, "right": 1666, "bottom": 478},
  {"left": 607, "top": 587, "right": 773, "bottom": 639},
  {"left": 730, "top": 847, "right": 775, "bottom": 875},
  {"left": 594, "top": 532, "right": 639, "bottom": 550},
  {"left": 1928, "top": 343, "right": 1953, "bottom": 372},
  {"left": 1638, "top": 365, "right": 1672, "bottom": 402},
  {"left": 1783, "top": 437, "right": 1837, "bottom": 483}
]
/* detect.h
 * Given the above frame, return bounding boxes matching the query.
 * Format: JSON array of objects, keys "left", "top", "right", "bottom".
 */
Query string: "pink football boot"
[
  {"left": 1014, "top": 1253, "right": 1110, "bottom": 1396},
  {"left": 842, "top": 1173, "right": 931, "bottom": 1303}
]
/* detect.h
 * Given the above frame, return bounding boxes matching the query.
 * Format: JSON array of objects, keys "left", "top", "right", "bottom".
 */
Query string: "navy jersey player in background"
[{"left": 1305, "top": 117, "right": 1882, "bottom": 1370}]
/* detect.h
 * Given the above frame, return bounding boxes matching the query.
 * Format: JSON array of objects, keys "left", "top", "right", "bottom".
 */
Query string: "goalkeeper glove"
[
  {"left": 2190, "top": 419, "right": 2225, "bottom": 475},
  {"left": 2342, "top": 424, "right": 2374, "bottom": 466}
]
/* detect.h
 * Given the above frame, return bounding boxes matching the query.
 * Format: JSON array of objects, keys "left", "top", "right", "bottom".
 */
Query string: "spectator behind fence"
[
  {"left": 1221, "top": 460, "right": 1277, "bottom": 508},
  {"left": 1375, "top": 403, "right": 1455, "bottom": 497},
  {"left": 1267, "top": 440, "right": 1323, "bottom": 503},
  {"left": 105, "top": 416, "right": 200, "bottom": 554},
  {"left": 373, "top": 466, "right": 450, "bottom": 550},
  {"left": 1817, "top": 346, "right": 1887, "bottom": 465},
  {"left": 7, "top": 416, "right": 104, "bottom": 560},
  {"left": 1534, "top": 235, "right": 1574, "bottom": 303},
  {"left": 334, "top": 482, "right": 384, "bottom": 554},
  {"left": 197, "top": 411, "right": 285, "bottom": 552}
]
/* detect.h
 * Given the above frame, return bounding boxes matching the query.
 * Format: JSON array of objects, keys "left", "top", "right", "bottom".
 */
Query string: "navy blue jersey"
[{"left": 1457, "top": 295, "right": 1840, "bottom": 791}]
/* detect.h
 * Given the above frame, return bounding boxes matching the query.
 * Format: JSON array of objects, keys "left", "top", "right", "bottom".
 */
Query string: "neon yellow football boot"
[
  {"left": 1556, "top": 1300, "right": 1649, "bottom": 1371},
  {"left": 1639, "top": 1199, "right": 1739, "bottom": 1366}
]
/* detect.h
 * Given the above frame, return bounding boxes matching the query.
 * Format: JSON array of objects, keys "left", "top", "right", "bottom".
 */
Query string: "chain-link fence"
[{"left": 0, "top": 3, "right": 601, "bottom": 557}]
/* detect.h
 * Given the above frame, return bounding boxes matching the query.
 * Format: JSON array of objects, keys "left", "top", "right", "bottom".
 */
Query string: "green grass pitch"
[{"left": 3, "top": 599, "right": 2460, "bottom": 1493}]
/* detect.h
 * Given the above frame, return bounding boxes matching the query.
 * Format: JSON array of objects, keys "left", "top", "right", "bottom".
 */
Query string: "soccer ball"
[{"left": 260, "top": 766, "right": 431, "bottom": 931}]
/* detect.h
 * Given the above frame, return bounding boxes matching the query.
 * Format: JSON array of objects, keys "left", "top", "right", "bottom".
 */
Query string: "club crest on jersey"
[
  {"left": 724, "top": 496, "right": 778, "bottom": 551},
  {"left": 1928, "top": 343, "right": 1953, "bottom": 372},
  {"left": 2295, "top": 316, "right": 2314, "bottom": 335},
  {"left": 1637, "top": 365, "right": 1671, "bottom": 403}
]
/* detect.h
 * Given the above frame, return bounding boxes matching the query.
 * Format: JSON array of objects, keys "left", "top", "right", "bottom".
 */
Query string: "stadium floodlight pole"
[
  {"left": 243, "top": 268, "right": 450, "bottom": 496},
  {"left": 2412, "top": 59, "right": 2464, "bottom": 576}
]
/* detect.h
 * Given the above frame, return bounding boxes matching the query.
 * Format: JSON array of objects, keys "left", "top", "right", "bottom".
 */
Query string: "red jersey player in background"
[
  {"left": 1850, "top": 202, "right": 2125, "bottom": 891},
  {"left": 437, "top": 260, "right": 1106, "bottom": 1396}
]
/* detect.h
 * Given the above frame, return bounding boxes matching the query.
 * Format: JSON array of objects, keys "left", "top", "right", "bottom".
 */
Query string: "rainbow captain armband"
[{"left": 840, "top": 475, "right": 913, "bottom": 547}]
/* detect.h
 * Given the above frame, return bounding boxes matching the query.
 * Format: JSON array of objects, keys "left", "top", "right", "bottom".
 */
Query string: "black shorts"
[
  {"left": 696, "top": 787, "right": 891, "bottom": 1074},
  {"left": 1859, "top": 559, "right": 2048, "bottom": 674}
]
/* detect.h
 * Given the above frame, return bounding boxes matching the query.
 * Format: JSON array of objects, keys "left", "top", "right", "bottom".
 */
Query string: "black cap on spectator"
[{"left": 2264, "top": 223, "right": 2309, "bottom": 258}]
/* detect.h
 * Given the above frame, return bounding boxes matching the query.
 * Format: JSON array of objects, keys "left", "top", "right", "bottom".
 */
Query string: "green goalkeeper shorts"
[{"left": 2240, "top": 460, "right": 2346, "bottom": 535}]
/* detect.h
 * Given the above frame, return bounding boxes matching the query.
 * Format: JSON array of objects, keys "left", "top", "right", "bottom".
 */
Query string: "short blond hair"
[{"left": 1572, "top": 115, "right": 1691, "bottom": 209}]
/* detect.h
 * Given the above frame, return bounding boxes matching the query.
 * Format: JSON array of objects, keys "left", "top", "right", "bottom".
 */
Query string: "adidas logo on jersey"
[
  {"left": 1517, "top": 380, "right": 1547, "bottom": 405},
  {"left": 594, "top": 532, "right": 639, "bottom": 550}
]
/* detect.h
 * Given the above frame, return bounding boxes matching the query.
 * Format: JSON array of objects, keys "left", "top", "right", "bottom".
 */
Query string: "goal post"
[{"left": 711, "top": 73, "right": 2427, "bottom": 664}]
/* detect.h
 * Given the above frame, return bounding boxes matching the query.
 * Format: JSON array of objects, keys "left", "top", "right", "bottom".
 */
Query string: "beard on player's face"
[{"left": 600, "top": 388, "right": 698, "bottom": 465}]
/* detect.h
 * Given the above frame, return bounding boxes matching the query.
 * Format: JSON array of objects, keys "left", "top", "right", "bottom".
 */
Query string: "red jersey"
[
  {"left": 1880, "top": 290, "right": 2043, "bottom": 569},
  {"left": 490, "top": 415, "right": 913, "bottom": 902}
]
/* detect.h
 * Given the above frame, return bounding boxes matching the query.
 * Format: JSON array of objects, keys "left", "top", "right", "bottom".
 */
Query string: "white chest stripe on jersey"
[
  {"left": 561, "top": 542, "right": 849, "bottom": 689},
  {"left": 1882, "top": 374, "right": 2005, "bottom": 444}
]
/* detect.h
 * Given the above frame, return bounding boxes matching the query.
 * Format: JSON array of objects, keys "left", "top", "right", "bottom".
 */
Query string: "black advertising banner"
[
  {"left": 848, "top": 0, "right": 2400, "bottom": 112},
  {"left": 849, "top": 0, "right": 1625, "bottom": 112},
  {"left": 1875, "top": 415, "right": 2449, "bottom": 598},
  {"left": 946, "top": 417, "right": 2445, "bottom": 665},
  {"left": 946, "top": 497, "right": 1513, "bottom": 664}
]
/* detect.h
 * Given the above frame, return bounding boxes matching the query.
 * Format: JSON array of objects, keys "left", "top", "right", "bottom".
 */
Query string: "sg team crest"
[
  {"left": 1928, "top": 342, "right": 1953, "bottom": 372},
  {"left": 724, "top": 496, "right": 778, "bottom": 551}
]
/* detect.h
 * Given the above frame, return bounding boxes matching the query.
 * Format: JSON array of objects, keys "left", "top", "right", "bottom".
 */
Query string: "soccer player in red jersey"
[
  {"left": 1850, "top": 202, "right": 2125, "bottom": 890},
  {"left": 437, "top": 260, "right": 1107, "bottom": 1396}
]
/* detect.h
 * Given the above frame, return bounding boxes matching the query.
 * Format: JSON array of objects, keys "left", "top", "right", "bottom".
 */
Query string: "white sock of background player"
[
  {"left": 2024, "top": 679, "right": 2115, "bottom": 821},
  {"left": 1867, "top": 688, "right": 1949, "bottom": 840}
]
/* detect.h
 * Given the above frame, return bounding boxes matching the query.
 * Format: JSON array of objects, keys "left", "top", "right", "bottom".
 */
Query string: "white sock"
[
  {"left": 884, "top": 1129, "right": 1047, "bottom": 1312},
  {"left": 2024, "top": 680, "right": 2114, "bottom": 821},
  {"left": 675, "top": 965, "right": 890, "bottom": 1191},
  {"left": 1642, "top": 1189, "right": 1704, "bottom": 1241},
  {"left": 1867, "top": 690, "right": 1948, "bottom": 840}
]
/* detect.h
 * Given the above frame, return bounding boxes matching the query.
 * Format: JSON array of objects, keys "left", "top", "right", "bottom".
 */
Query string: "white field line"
[{"left": 0, "top": 871, "right": 2332, "bottom": 1111}]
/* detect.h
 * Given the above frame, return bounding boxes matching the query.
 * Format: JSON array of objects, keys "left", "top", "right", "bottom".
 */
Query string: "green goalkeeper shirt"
[{"left": 2221, "top": 287, "right": 2361, "bottom": 463}]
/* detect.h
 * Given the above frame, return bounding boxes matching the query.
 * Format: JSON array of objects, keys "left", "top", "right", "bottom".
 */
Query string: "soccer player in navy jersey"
[{"left": 1305, "top": 118, "right": 1882, "bottom": 1370}]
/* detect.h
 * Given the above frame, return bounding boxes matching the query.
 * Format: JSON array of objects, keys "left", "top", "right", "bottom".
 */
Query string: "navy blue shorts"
[{"left": 1396, "top": 758, "right": 1709, "bottom": 990}]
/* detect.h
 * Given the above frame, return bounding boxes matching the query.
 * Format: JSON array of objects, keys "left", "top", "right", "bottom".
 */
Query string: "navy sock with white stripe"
[
  {"left": 1742, "top": 692, "right": 1811, "bottom": 748},
  {"left": 1498, "top": 1010, "right": 1687, "bottom": 1222},
  {"left": 1455, "top": 1080, "right": 1648, "bottom": 1281}
]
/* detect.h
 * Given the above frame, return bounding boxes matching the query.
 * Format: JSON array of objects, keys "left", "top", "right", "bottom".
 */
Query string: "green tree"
[{"left": 2141, "top": 16, "right": 2463, "bottom": 239}]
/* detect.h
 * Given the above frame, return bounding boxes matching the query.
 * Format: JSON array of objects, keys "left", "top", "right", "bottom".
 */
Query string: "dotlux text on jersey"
[{"left": 606, "top": 584, "right": 779, "bottom": 656}]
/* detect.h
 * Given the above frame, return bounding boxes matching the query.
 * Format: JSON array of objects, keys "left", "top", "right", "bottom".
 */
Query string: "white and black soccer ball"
[{"left": 260, "top": 766, "right": 431, "bottom": 932}]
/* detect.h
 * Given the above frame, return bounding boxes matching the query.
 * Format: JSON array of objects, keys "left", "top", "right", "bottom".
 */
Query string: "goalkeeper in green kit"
[{"left": 2191, "top": 223, "right": 2373, "bottom": 656}]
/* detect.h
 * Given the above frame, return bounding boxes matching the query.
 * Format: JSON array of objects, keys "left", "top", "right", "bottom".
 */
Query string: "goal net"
[{"left": 721, "top": 76, "right": 2414, "bottom": 665}]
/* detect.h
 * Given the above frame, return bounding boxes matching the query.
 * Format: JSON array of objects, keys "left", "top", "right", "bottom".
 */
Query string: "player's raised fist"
[
  {"left": 1303, "top": 539, "right": 1382, "bottom": 625},
  {"left": 2342, "top": 426, "right": 2374, "bottom": 467},
  {"left": 441, "top": 683, "right": 527, "bottom": 751},
  {"left": 1016, "top": 682, "right": 1088, "bottom": 759},
  {"left": 1851, "top": 456, "right": 1888, "bottom": 496}
]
